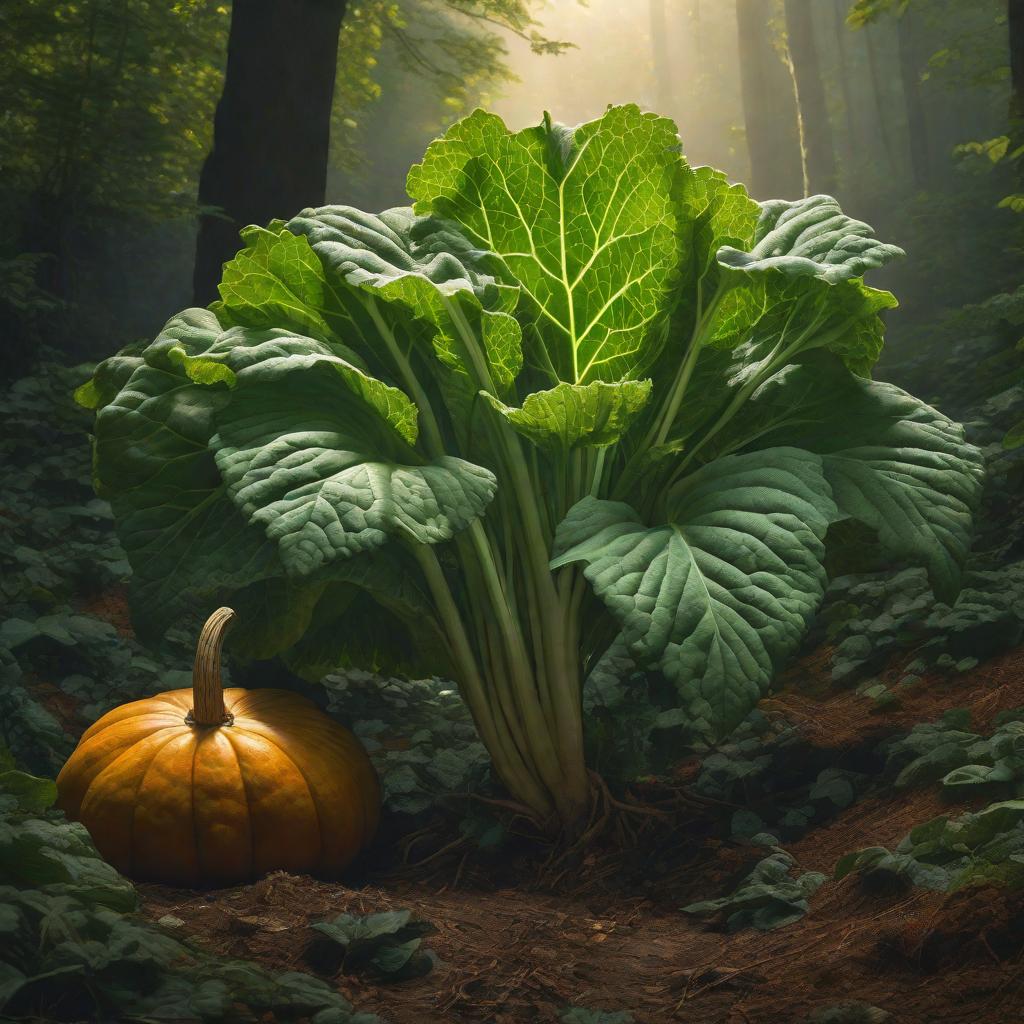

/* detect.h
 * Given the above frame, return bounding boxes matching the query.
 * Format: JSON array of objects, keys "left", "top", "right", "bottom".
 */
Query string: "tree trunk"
[
  {"left": 193, "top": 0, "right": 347, "bottom": 306},
  {"left": 649, "top": 0, "right": 674, "bottom": 114},
  {"left": 863, "top": 21, "right": 900, "bottom": 180},
  {"left": 828, "top": 0, "right": 861, "bottom": 182},
  {"left": 784, "top": 0, "right": 837, "bottom": 195},
  {"left": 896, "top": 8, "right": 931, "bottom": 188},
  {"left": 736, "top": 0, "right": 804, "bottom": 200}
]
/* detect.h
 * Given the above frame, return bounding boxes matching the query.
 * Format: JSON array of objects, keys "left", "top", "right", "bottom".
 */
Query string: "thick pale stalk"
[
  {"left": 409, "top": 543, "right": 555, "bottom": 819},
  {"left": 190, "top": 606, "right": 236, "bottom": 726},
  {"left": 443, "top": 297, "right": 592, "bottom": 828}
]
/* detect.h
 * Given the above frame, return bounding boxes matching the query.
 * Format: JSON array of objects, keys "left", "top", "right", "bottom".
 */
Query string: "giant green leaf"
[
  {"left": 228, "top": 548, "right": 447, "bottom": 679},
  {"left": 552, "top": 449, "right": 835, "bottom": 738},
  {"left": 215, "top": 225, "right": 360, "bottom": 348},
  {"left": 697, "top": 195, "right": 902, "bottom": 377},
  {"left": 707, "top": 354, "right": 985, "bottom": 602},
  {"left": 287, "top": 206, "right": 508, "bottom": 306},
  {"left": 484, "top": 379, "right": 652, "bottom": 452},
  {"left": 717, "top": 195, "right": 905, "bottom": 285},
  {"left": 407, "top": 104, "right": 686, "bottom": 384},
  {"left": 286, "top": 205, "right": 523, "bottom": 396},
  {"left": 685, "top": 166, "right": 759, "bottom": 285},
  {"left": 92, "top": 313, "right": 280, "bottom": 637},
  {"left": 211, "top": 362, "right": 496, "bottom": 577},
  {"left": 91, "top": 312, "right": 425, "bottom": 636},
  {"left": 198, "top": 340, "right": 420, "bottom": 445}
]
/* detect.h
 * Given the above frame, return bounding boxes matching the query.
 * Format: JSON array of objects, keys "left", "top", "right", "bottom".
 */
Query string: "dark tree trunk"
[
  {"left": 896, "top": 8, "right": 931, "bottom": 188},
  {"left": 784, "top": 0, "right": 836, "bottom": 196},
  {"left": 863, "top": 21, "right": 900, "bottom": 179},
  {"left": 830, "top": 0, "right": 861, "bottom": 170},
  {"left": 736, "top": 0, "right": 804, "bottom": 200},
  {"left": 649, "top": 0, "right": 674, "bottom": 114},
  {"left": 193, "top": 0, "right": 347, "bottom": 306}
]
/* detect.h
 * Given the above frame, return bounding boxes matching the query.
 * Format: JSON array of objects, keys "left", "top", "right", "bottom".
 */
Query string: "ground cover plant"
[{"left": 76, "top": 104, "right": 985, "bottom": 831}]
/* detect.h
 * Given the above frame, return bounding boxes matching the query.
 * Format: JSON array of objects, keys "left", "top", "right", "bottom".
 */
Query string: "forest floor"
[{"left": 131, "top": 640, "right": 1024, "bottom": 1024}]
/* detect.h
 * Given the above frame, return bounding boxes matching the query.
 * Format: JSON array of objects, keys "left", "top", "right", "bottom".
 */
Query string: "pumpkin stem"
[{"left": 188, "top": 607, "right": 236, "bottom": 727}]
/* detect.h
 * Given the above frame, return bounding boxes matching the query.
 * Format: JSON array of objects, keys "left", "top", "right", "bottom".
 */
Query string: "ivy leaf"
[{"left": 0, "top": 770, "right": 57, "bottom": 813}]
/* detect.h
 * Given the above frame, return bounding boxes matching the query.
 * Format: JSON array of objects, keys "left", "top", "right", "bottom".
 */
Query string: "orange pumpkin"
[{"left": 56, "top": 607, "right": 380, "bottom": 886}]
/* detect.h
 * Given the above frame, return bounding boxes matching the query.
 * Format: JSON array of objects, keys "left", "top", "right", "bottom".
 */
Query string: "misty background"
[{"left": 1, "top": 0, "right": 1020, "bottom": 379}]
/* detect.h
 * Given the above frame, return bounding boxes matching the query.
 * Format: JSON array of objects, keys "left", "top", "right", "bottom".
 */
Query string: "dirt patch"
[
  {"left": 772, "top": 646, "right": 1024, "bottom": 751},
  {"left": 73, "top": 582, "right": 133, "bottom": 637},
  {"left": 138, "top": 866, "right": 1024, "bottom": 1023}
]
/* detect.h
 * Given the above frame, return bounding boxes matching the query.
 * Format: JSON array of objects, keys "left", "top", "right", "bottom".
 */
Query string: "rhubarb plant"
[{"left": 77, "top": 106, "right": 984, "bottom": 828}]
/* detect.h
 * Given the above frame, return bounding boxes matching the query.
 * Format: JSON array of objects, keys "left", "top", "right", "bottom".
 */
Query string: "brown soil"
[
  {"left": 139, "top": 865, "right": 1024, "bottom": 1023},
  {"left": 73, "top": 582, "right": 133, "bottom": 637},
  {"left": 133, "top": 647, "right": 1024, "bottom": 1024}
]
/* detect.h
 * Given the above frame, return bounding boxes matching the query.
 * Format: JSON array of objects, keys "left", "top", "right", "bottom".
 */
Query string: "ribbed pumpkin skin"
[{"left": 56, "top": 686, "right": 380, "bottom": 886}]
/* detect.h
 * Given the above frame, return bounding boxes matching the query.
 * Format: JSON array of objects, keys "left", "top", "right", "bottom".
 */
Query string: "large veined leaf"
[
  {"left": 91, "top": 312, "right": 280, "bottom": 637},
  {"left": 215, "top": 225, "right": 362, "bottom": 349},
  {"left": 281, "top": 581, "right": 451, "bottom": 681},
  {"left": 484, "top": 379, "right": 653, "bottom": 452},
  {"left": 701, "top": 195, "right": 903, "bottom": 377},
  {"left": 407, "top": 104, "right": 687, "bottom": 384},
  {"left": 73, "top": 346, "right": 146, "bottom": 412},
  {"left": 287, "top": 205, "right": 507, "bottom": 305},
  {"left": 211, "top": 360, "right": 497, "bottom": 576},
  {"left": 286, "top": 206, "right": 524, "bottom": 396},
  {"left": 713, "top": 354, "right": 985, "bottom": 602},
  {"left": 217, "top": 210, "right": 523, "bottom": 402},
  {"left": 717, "top": 195, "right": 906, "bottom": 285},
  {"left": 227, "top": 577, "right": 331, "bottom": 661},
  {"left": 89, "top": 310, "right": 492, "bottom": 634},
  {"left": 660, "top": 193, "right": 900, "bottom": 452},
  {"left": 685, "top": 166, "right": 759, "bottom": 285},
  {"left": 601, "top": 167, "right": 754, "bottom": 420},
  {"left": 227, "top": 345, "right": 419, "bottom": 444},
  {"left": 552, "top": 449, "right": 836, "bottom": 738}
]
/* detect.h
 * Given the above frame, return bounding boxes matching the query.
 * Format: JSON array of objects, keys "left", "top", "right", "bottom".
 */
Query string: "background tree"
[
  {"left": 193, "top": 0, "right": 349, "bottom": 305},
  {"left": 736, "top": 0, "right": 803, "bottom": 199},
  {"left": 895, "top": 5, "right": 932, "bottom": 186},
  {"left": 784, "top": 0, "right": 838, "bottom": 195},
  {"left": 1010, "top": 0, "right": 1024, "bottom": 169},
  {"left": 0, "top": 0, "right": 227, "bottom": 373}
]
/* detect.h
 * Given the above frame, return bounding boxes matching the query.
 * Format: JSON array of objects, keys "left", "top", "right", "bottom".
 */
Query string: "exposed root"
[
  {"left": 534, "top": 770, "right": 703, "bottom": 888},
  {"left": 392, "top": 770, "right": 719, "bottom": 892}
]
